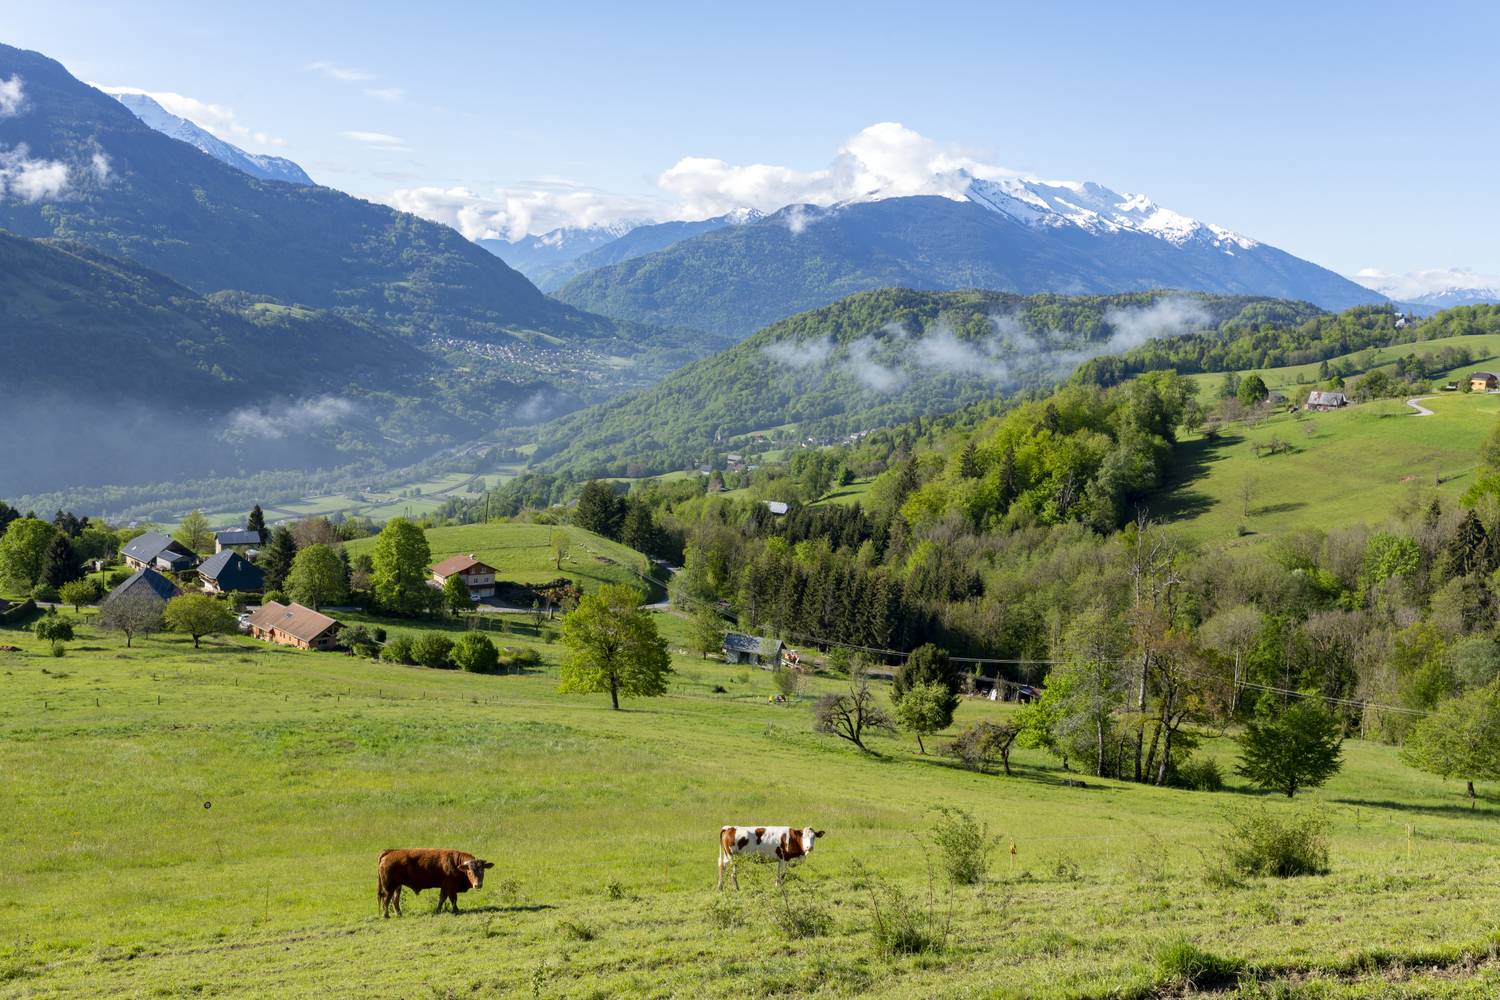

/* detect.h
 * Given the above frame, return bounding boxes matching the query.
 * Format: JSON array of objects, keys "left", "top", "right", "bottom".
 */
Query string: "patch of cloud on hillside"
[
  {"left": 0, "top": 146, "right": 69, "bottom": 202},
  {"left": 762, "top": 337, "right": 835, "bottom": 369},
  {"left": 386, "top": 182, "right": 660, "bottom": 242},
  {"left": 226, "top": 396, "right": 359, "bottom": 441},
  {"left": 0, "top": 74, "right": 25, "bottom": 117}
]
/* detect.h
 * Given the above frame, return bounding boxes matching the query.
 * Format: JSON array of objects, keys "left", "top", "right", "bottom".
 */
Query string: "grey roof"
[
  {"left": 106, "top": 567, "right": 182, "bottom": 605},
  {"left": 198, "top": 550, "right": 264, "bottom": 591},
  {"left": 215, "top": 529, "right": 262, "bottom": 546},
  {"left": 122, "top": 532, "right": 193, "bottom": 564},
  {"left": 1473, "top": 372, "right": 1499, "bottom": 379},
  {"left": 1306, "top": 390, "right": 1347, "bottom": 405},
  {"left": 723, "top": 633, "right": 784, "bottom": 657}
]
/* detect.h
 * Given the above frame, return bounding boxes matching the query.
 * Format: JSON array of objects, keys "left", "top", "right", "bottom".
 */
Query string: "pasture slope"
[
  {"left": 1158, "top": 387, "right": 1497, "bottom": 545},
  {"left": 343, "top": 522, "right": 654, "bottom": 597},
  {"left": 5, "top": 611, "right": 1500, "bottom": 997}
]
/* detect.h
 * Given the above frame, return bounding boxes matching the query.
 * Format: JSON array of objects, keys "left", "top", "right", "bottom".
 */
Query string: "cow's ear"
[
  {"left": 815, "top": 830, "right": 826, "bottom": 838},
  {"left": 482, "top": 861, "right": 495, "bottom": 869}
]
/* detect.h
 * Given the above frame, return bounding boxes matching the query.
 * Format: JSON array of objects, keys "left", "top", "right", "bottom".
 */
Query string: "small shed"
[
  {"left": 722, "top": 633, "right": 784, "bottom": 667},
  {"left": 1471, "top": 372, "right": 1499, "bottom": 392},
  {"left": 1306, "top": 390, "right": 1348, "bottom": 411}
]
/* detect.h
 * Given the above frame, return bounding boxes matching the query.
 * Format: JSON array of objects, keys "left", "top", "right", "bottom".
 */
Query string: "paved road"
[{"left": 1406, "top": 397, "right": 1436, "bottom": 417}]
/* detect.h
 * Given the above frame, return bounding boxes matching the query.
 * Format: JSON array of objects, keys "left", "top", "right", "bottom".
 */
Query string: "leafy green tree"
[
  {"left": 58, "top": 578, "right": 101, "bottom": 611},
  {"left": 893, "top": 680, "right": 954, "bottom": 754},
  {"left": 574, "top": 481, "right": 626, "bottom": 539},
  {"left": 442, "top": 573, "right": 476, "bottom": 616},
  {"left": 688, "top": 604, "right": 727, "bottom": 659},
  {"left": 247, "top": 505, "right": 268, "bottom": 544},
  {"left": 260, "top": 527, "right": 298, "bottom": 592},
  {"left": 39, "top": 531, "right": 82, "bottom": 588},
  {"left": 1236, "top": 373, "right": 1269, "bottom": 407},
  {"left": 371, "top": 518, "right": 432, "bottom": 615},
  {"left": 1236, "top": 697, "right": 1344, "bottom": 797},
  {"left": 163, "top": 594, "right": 236, "bottom": 649},
  {"left": 551, "top": 529, "right": 571, "bottom": 570},
  {"left": 450, "top": 632, "right": 500, "bottom": 674},
  {"left": 559, "top": 584, "right": 671, "bottom": 710},
  {"left": 1401, "top": 680, "right": 1500, "bottom": 802},
  {"left": 34, "top": 613, "right": 75, "bottom": 644},
  {"left": 412, "top": 631, "right": 454, "bottom": 668},
  {"left": 0, "top": 517, "right": 57, "bottom": 589},
  {"left": 174, "top": 510, "right": 213, "bottom": 555},
  {"left": 286, "top": 543, "right": 349, "bottom": 611},
  {"left": 620, "top": 499, "right": 659, "bottom": 555}
]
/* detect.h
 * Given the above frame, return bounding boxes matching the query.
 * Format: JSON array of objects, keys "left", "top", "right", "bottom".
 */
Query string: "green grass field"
[
  {"left": 1157, "top": 384, "right": 1498, "bottom": 545},
  {"left": 5, "top": 613, "right": 1500, "bottom": 998},
  {"left": 1186, "top": 333, "right": 1500, "bottom": 396},
  {"left": 344, "top": 522, "right": 655, "bottom": 597}
]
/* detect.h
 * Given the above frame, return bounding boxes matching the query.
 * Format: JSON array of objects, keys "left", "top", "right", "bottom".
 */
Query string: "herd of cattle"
[{"left": 376, "top": 826, "right": 824, "bottom": 916}]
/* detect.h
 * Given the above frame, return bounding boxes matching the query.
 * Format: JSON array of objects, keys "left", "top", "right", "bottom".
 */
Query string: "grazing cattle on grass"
[
  {"left": 716, "top": 826, "right": 824, "bottom": 890},
  {"left": 377, "top": 848, "right": 494, "bottom": 916}
]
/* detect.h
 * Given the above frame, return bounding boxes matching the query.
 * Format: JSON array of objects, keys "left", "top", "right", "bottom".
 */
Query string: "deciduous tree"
[
  {"left": 893, "top": 680, "right": 953, "bottom": 754},
  {"left": 99, "top": 590, "right": 164, "bottom": 648},
  {"left": 286, "top": 543, "right": 349, "bottom": 611},
  {"left": 1236, "top": 697, "right": 1344, "bottom": 797},
  {"left": 174, "top": 510, "right": 213, "bottom": 555},
  {"left": 164, "top": 593, "right": 236, "bottom": 648},
  {"left": 813, "top": 675, "right": 894, "bottom": 753},
  {"left": 0, "top": 517, "right": 56, "bottom": 589},
  {"left": 371, "top": 518, "right": 432, "bottom": 616},
  {"left": 1401, "top": 680, "right": 1500, "bottom": 803},
  {"left": 559, "top": 584, "right": 671, "bottom": 710}
]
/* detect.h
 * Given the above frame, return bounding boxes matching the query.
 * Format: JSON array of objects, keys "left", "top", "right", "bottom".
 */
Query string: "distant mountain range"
[
  {"left": 109, "top": 90, "right": 314, "bottom": 185},
  {"left": 1351, "top": 268, "right": 1500, "bottom": 314},
  {"left": 550, "top": 184, "right": 1384, "bottom": 338}
]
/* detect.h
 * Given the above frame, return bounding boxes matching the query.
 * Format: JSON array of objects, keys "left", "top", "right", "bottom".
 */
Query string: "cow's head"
[
  {"left": 803, "top": 828, "right": 826, "bottom": 853},
  {"left": 460, "top": 858, "right": 495, "bottom": 888}
]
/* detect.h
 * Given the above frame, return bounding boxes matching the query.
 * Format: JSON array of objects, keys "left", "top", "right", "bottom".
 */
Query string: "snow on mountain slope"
[
  {"left": 1352, "top": 267, "right": 1500, "bottom": 309},
  {"left": 479, "top": 221, "right": 646, "bottom": 284},
  {"left": 109, "top": 92, "right": 313, "bottom": 185}
]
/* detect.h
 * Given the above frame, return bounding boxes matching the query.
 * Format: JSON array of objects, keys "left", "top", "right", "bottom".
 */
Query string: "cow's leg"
[
  {"left": 379, "top": 885, "right": 388, "bottom": 918},
  {"left": 716, "top": 851, "right": 726, "bottom": 891},
  {"left": 776, "top": 860, "right": 786, "bottom": 886},
  {"left": 435, "top": 890, "right": 447, "bottom": 915},
  {"left": 731, "top": 857, "right": 740, "bottom": 891},
  {"left": 451, "top": 893, "right": 461, "bottom": 914},
  {"left": 393, "top": 887, "right": 402, "bottom": 916}
]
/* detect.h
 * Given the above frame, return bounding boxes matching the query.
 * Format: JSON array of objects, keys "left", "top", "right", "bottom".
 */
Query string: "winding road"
[{"left": 1406, "top": 397, "right": 1436, "bottom": 417}]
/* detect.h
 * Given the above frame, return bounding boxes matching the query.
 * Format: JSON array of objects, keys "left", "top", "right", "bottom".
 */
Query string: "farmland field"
[
  {"left": 4, "top": 612, "right": 1500, "bottom": 998},
  {"left": 343, "top": 522, "right": 657, "bottom": 597}
]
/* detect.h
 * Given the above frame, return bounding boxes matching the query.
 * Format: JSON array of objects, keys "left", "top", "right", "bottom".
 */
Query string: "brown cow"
[{"left": 378, "top": 848, "right": 494, "bottom": 916}]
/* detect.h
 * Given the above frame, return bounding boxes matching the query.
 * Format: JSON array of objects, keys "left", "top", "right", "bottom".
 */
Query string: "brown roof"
[
  {"left": 247, "top": 601, "right": 340, "bottom": 643},
  {"left": 431, "top": 553, "right": 494, "bottom": 577}
]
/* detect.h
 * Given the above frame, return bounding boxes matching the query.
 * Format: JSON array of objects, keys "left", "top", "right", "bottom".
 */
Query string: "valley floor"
[{"left": 4, "top": 612, "right": 1500, "bottom": 998}]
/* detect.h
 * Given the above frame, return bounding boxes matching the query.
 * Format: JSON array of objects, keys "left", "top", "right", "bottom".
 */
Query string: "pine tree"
[
  {"left": 39, "top": 532, "right": 82, "bottom": 588},
  {"left": 958, "top": 441, "right": 980, "bottom": 479},
  {"left": 998, "top": 445, "right": 1019, "bottom": 511},
  {"left": 260, "top": 527, "right": 298, "bottom": 592},
  {"left": 1452, "top": 509, "right": 1489, "bottom": 576},
  {"left": 247, "top": 505, "right": 268, "bottom": 544},
  {"left": 575, "top": 481, "right": 626, "bottom": 539}
]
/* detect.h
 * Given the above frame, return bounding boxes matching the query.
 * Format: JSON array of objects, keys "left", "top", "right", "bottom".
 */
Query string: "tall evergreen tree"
[
  {"left": 998, "top": 445, "right": 1019, "bottom": 511},
  {"left": 39, "top": 532, "right": 82, "bottom": 588},
  {"left": 1453, "top": 509, "right": 1490, "bottom": 577},
  {"left": 260, "top": 527, "right": 298, "bottom": 592},
  {"left": 958, "top": 441, "right": 980, "bottom": 479},
  {"left": 247, "top": 505, "right": 268, "bottom": 544},
  {"left": 575, "top": 481, "right": 626, "bottom": 539}
]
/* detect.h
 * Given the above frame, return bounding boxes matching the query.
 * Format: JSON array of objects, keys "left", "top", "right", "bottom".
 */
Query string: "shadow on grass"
[
  {"left": 1253, "top": 501, "right": 1307, "bottom": 516},
  {"left": 454, "top": 903, "right": 556, "bottom": 915},
  {"left": 1142, "top": 434, "right": 1240, "bottom": 523},
  {"left": 1333, "top": 796, "right": 1493, "bottom": 819}
]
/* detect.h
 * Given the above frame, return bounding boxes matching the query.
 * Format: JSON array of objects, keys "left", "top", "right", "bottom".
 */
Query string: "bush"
[
  {"left": 372, "top": 627, "right": 387, "bottom": 643},
  {"left": 1153, "top": 936, "right": 1241, "bottom": 990},
  {"left": 1176, "top": 756, "right": 1224, "bottom": 792},
  {"left": 34, "top": 615, "right": 74, "bottom": 643},
  {"left": 451, "top": 632, "right": 500, "bottom": 674},
  {"left": 49, "top": 640, "right": 66, "bottom": 658},
  {"left": 29, "top": 583, "right": 58, "bottom": 603},
  {"left": 867, "top": 880, "right": 949, "bottom": 958},
  {"left": 930, "top": 807, "right": 993, "bottom": 886},
  {"left": 262, "top": 590, "right": 288, "bottom": 606},
  {"left": 380, "top": 634, "right": 415, "bottom": 665},
  {"left": 1222, "top": 806, "right": 1330, "bottom": 878},
  {"left": 772, "top": 885, "right": 833, "bottom": 940},
  {"left": 412, "top": 631, "right": 455, "bottom": 669},
  {"left": 340, "top": 625, "right": 379, "bottom": 659},
  {"left": 106, "top": 569, "right": 131, "bottom": 588},
  {"left": 501, "top": 646, "right": 542, "bottom": 672}
]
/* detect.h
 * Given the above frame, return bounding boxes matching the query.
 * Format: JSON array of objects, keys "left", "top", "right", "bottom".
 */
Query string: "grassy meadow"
[
  {"left": 343, "top": 522, "right": 656, "bottom": 597},
  {"left": 1155, "top": 386, "right": 1496, "bottom": 545},
  {"left": 5, "top": 609, "right": 1500, "bottom": 998}
]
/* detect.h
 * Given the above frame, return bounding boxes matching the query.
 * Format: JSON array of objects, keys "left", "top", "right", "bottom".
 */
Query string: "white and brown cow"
[{"left": 717, "top": 825, "right": 824, "bottom": 889}]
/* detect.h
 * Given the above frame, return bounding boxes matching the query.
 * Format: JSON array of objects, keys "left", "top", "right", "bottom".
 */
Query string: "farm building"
[
  {"left": 722, "top": 633, "right": 784, "bottom": 667},
  {"left": 1470, "top": 372, "right": 1499, "bottom": 391},
  {"left": 763, "top": 501, "right": 790, "bottom": 516},
  {"left": 1306, "top": 390, "right": 1348, "bottom": 411},
  {"left": 214, "top": 529, "right": 262, "bottom": 554},
  {"left": 104, "top": 567, "right": 182, "bottom": 607},
  {"left": 197, "top": 550, "right": 264, "bottom": 595},
  {"left": 430, "top": 553, "right": 498, "bottom": 600},
  {"left": 121, "top": 532, "right": 197, "bottom": 573},
  {"left": 246, "top": 601, "right": 341, "bottom": 650}
]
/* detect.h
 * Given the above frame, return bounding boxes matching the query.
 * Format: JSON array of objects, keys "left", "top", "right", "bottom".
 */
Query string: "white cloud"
[
  {"left": 385, "top": 183, "right": 659, "bottom": 242},
  {"left": 308, "top": 60, "right": 375, "bottom": 83},
  {"left": 0, "top": 146, "right": 70, "bottom": 202},
  {"left": 227, "top": 396, "right": 359, "bottom": 440},
  {"left": 1100, "top": 298, "right": 1212, "bottom": 352},
  {"left": 762, "top": 337, "right": 835, "bottom": 369},
  {"left": 342, "top": 130, "right": 409, "bottom": 152},
  {"left": 0, "top": 74, "right": 24, "bottom": 117},
  {"left": 363, "top": 86, "right": 405, "bottom": 102},
  {"left": 1352, "top": 266, "right": 1500, "bottom": 301},
  {"left": 90, "top": 151, "right": 111, "bottom": 183},
  {"left": 100, "top": 85, "right": 288, "bottom": 149}
]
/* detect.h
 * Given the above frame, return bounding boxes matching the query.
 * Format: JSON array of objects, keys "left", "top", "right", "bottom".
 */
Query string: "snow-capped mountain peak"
[
  {"left": 108, "top": 92, "right": 313, "bottom": 186},
  {"left": 1352, "top": 267, "right": 1500, "bottom": 309},
  {"left": 963, "top": 173, "right": 1257, "bottom": 252}
]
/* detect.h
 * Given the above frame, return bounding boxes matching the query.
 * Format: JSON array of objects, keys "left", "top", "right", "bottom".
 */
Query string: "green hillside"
[
  {"left": 3, "top": 612, "right": 1498, "bottom": 997},
  {"left": 343, "top": 522, "right": 652, "bottom": 595},
  {"left": 1155, "top": 392, "right": 1494, "bottom": 542},
  {"left": 528, "top": 288, "right": 1317, "bottom": 477}
]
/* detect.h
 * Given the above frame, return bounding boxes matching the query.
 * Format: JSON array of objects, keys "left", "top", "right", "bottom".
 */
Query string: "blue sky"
[{"left": 4, "top": 1, "right": 1499, "bottom": 285}]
